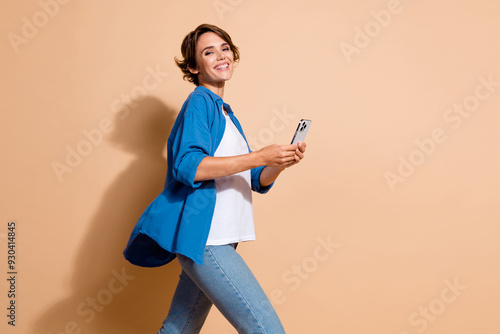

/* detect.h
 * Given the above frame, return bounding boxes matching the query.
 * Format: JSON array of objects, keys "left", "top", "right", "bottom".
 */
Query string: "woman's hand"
[
  {"left": 290, "top": 141, "right": 307, "bottom": 166},
  {"left": 257, "top": 142, "right": 306, "bottom": 168}
]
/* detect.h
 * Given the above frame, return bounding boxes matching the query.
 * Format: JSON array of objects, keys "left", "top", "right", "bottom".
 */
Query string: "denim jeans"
[{"left": 158, "top": 243, "right": 285, "bottom": 334}]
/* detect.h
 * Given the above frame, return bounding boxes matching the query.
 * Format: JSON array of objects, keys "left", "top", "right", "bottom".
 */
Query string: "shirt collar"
[
  {"left": 195, "top": 85, "right": 233, "bottom": 114},
  {"left": 196, "top": 85, "right": 222, "bottom": 102}
]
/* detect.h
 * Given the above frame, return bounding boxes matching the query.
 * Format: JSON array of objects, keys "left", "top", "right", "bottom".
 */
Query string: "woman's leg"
[
  {"left": 158, "top": 266, "right": 213, "bottom": 334},
  {"left": 179, "top": 244, "right": 285, "bottom": 334}
]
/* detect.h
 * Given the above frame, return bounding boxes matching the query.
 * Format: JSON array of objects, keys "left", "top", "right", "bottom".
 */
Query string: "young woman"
[{"left": 124, "top": 23, "right": 306, "bottom": 333}]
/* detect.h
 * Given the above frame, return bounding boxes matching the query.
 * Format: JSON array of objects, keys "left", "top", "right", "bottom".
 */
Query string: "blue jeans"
[{"left": 158, "top": 243, "right": 285, "bottom": 334}]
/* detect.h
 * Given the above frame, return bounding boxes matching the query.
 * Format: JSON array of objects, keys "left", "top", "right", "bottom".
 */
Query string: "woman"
[{"left": 124, "top": 23, "right": 306, "bottom": 333}]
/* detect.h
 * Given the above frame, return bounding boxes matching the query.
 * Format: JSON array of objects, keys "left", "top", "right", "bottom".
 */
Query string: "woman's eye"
[{"left": 204, "top": 51, "right": 213, "bottom": 56}]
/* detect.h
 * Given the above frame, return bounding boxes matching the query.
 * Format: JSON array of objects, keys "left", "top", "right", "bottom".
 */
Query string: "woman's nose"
[{"left": 216, "top": 50, "right": 226, "bottom": 60}]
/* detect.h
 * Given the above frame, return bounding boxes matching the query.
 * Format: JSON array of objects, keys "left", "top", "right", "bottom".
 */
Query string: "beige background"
[{"left": 1, "top": 0, "right": 499, "bottom": 333}]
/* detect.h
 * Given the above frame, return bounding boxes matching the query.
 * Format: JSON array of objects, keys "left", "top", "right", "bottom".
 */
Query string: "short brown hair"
[{"left": 174, "top": 24, "right": 240, "bottom": 86}]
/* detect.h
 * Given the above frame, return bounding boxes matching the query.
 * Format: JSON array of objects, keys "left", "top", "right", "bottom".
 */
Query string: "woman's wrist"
[
  {"left": 259, "top": 166, "right": 284, "bottom": 187},
  {"left": 251, "top": 149, "right": 266, "bottom": 167}
]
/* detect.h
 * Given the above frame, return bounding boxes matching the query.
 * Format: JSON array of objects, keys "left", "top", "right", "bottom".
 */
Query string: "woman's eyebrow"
[{"left": 201, "top": 43, "right": 229, "bottom": 53}]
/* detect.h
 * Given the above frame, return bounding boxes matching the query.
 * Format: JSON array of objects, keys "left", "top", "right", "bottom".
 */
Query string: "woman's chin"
[{"left": 217, "top": 72, "right": 233, "bottom": 82}]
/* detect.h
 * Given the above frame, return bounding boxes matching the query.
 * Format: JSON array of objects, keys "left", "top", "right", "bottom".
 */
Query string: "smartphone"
[{"left": 290, "top": 119, "right": 312, "bottom": 144}]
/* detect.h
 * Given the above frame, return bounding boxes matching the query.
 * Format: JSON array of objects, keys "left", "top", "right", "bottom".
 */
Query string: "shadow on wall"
[{"left": 33, "top": 96, "right": 182, "bottom": 334}]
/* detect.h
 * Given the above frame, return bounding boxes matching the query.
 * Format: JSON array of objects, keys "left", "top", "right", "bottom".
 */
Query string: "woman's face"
[{"left": 190, "top": 32, "right": 234, "bottom": 87}]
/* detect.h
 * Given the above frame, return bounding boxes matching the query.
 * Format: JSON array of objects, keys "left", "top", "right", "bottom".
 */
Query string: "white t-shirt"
[{"left": 205, "top": 110, "right": 255, "bottom": 245}]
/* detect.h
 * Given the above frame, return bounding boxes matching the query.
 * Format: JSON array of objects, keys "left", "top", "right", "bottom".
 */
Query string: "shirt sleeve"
[
  {"left": 171, "top": 95, "right": 211, "bottom": 188},
  {"left": 250, "top": 165, "right": 274, "bottom": 194}
]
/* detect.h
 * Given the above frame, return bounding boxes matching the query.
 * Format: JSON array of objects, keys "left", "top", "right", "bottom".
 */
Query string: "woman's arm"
[
  {"left": 194, "top": 142, "right": 307, "bottom": 184},
  {"left": 194, "top": 143, "right": 305, "bottom": 182}
]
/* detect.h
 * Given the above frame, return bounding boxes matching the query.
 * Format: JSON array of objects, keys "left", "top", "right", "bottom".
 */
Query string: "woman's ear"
[{"left": 188, "top": 66, "right": 199, "bottom": 75}]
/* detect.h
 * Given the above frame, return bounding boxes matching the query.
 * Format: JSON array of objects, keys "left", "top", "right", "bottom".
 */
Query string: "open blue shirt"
[{"left": 123, "top": 86, "right": 273, "bottom": 266}]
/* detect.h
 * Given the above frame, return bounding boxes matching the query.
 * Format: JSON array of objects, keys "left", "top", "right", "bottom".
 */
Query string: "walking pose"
[{"left": 124, "top": 24, "right": 307, "bottom": 333}]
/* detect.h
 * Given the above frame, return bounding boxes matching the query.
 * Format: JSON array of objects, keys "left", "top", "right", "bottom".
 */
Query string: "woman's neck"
[{"left": 200, "top": 82, "right": 225, "bottom": 99}]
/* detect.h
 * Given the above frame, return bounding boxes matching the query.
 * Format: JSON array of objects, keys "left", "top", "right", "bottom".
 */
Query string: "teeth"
[{"left": 215, "top": 64, "right": 228, "bottom": 70}]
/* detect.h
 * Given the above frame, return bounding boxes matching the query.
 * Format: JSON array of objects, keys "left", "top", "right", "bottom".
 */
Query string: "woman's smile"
[{"left": 214, "top": 63, "right": 230, "bottom": 71}]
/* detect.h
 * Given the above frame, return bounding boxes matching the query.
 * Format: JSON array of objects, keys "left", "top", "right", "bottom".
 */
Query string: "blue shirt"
[{"left": 123, "top": 86, "right": 273, "bottom": 266}]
